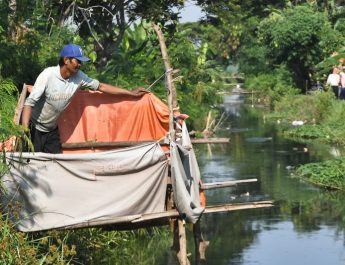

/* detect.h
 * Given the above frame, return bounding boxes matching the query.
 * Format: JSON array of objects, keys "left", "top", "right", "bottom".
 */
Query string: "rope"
[{"left": 147, "top": 68, "right": 173, "bottom": 91}]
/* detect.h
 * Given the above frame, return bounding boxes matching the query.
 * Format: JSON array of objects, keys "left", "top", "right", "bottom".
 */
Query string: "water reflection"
[{"left": 196, "top": 103, "right": 345, "bottom": 265}]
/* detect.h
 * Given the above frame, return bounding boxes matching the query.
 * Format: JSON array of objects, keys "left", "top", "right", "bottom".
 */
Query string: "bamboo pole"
[
  {"left": 189, "top": 138, "right": 230, "bottom": 144},
  {"left": 14, "top": 83, "right": 28, "bottom": 125},
  {"left": 201, "top": 178, "right": 258, "bottom": 190},
  {"left": 204, "top": 201, "right": 274, "bottom": 214},
  {"left": 152, "top": 23, "right": 177, "bottom": 141},
  {"left": 56, "top": 201, "right": 274, "bottom": 230},
  {"left": 61, "top": 138, "right": 230, "bottom": 149},
  {"left": 152, "top": 23, "right": 189, "bottom": 265}
]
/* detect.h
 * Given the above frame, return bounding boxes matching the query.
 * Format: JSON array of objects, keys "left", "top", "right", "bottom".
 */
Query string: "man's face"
[{"left": 65, "top": 57, "right": 82, "bottom": 74}]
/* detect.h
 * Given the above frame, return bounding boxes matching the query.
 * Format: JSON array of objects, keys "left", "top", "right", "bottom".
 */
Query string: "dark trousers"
[
  {"left": 29, "top": 125, "right": 62, "bottom": 153},
  {"left": 332, "top": 86, "right": 340, "bottom": 98},
  {"left": 340, "top": 87, "right": 345, "bottom": 100}
]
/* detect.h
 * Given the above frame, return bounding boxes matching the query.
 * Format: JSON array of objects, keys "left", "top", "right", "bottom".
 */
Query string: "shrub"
[
  {"left": 274, "top": 90, "right": 335, "bottom": 124},
  {"left": 244, "top": 65, "right": 300, "bottom": 108}
]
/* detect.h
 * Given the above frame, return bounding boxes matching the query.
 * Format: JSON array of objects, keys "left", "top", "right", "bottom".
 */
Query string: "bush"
[
  {"left": 244, "top": 65, "right": 300, "bottom": 108},
  {"left": 274, "top": 90, "right": 335, "bottom": 123}
]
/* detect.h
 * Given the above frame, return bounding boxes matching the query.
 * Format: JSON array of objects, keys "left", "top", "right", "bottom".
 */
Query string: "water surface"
[{"left": 196, "top": 102, "right": 345, "bottom": 265}]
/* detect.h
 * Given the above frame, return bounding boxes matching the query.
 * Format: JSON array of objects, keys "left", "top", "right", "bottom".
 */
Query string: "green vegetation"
[
  {"left": 268, "top": 90, "right": 345, "bottom": 144},
  {"left": 230, "top": 3, "right": 345, "bottom": 191},
  {"left": 244, "top": 65, "right": 300, "bottom": 108},
  {"left": 0, "top": 211, "right": 171, "bottom": 264},
  {"left": 0, "top": 77, "right": 21, "bottom": 143},
  {"left": 295, "top": 158, "right": 345, "bottom": 191},
  {"left": 262, "top": 87, "right": 345, "bottom": 189}
]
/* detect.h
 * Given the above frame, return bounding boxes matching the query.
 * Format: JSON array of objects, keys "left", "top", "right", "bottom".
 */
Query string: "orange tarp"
[{"left": 58, "top": 90, "right": 170, "bottom": 152}]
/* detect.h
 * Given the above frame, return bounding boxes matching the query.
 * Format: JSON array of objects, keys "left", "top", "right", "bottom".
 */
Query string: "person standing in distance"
[
  {"left": 326, "top": 66, "right": 341, "bottom": 98},
  {"left": 21, "top": 43, "right": 147, "bottom": 153}
]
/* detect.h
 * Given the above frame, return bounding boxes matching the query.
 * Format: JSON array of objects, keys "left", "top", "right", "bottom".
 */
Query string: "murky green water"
[{"left": 196, "top": 100, "right": 345, "bottom": 265}]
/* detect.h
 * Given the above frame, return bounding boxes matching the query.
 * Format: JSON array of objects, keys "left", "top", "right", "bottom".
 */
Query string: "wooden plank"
[{"left": 201, "top": 178, "right": 257, "bottom": 190}]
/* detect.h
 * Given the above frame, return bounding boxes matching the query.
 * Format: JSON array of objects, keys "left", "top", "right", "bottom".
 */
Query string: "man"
[{"left": 21, "top": 43, "right": 147, "bottom": 153}]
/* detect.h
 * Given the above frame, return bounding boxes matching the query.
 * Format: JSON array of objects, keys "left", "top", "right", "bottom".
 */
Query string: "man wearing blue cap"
[{"left": 21, "top": 44, "right": 147, "bottom": 153}]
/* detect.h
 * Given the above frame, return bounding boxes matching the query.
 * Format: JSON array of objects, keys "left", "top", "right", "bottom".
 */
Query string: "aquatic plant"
[{"left": 295, "top": 158, "right": 345, "bottom": 190}]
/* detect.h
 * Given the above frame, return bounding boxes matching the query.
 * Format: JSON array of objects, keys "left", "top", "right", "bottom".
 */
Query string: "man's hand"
[{"left": 131, "top": 87, "right": 149, "bottom": 97}]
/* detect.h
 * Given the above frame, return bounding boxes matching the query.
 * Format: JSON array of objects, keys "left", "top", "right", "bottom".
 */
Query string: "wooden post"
[
  {"left": 153, "top": 23, "right": 189, "bottom": 265},
  {"left": 178, "top": 219, "right": 189, "bottom": 265}
]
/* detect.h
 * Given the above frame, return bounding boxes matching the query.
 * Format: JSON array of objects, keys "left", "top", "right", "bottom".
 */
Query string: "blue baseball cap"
[{"left": 60, "top": 44, "right": 90, "bottom": 62}]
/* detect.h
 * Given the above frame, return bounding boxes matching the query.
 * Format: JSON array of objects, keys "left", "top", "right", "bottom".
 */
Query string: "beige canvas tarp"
[{"left": 2, "top": 143, "right": 168, "bottom": 232}]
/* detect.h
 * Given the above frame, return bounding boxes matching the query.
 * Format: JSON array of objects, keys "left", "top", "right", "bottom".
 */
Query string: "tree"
[
  {"left": 258, "top": 5, "right": 344, "bottom": 90},
  {"left": 48, "top": 0, "right": 185, "bottom": 69}
]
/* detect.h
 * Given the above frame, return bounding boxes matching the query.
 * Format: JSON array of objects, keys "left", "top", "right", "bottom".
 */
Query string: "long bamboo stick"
[
  {"left": 61, "top": 138, "right": 230, "bottom": 149},
  {"left": 55, "top": 201, "right": 274, "bottom": 230},
  {"left": 13, "top": 83, "right": 28, "bottom": 125},
  {"left": 152, "top": 23, "right": 188, "bottom": 265},
  {"left": 201, "top": 178, "right": 258, "bottom": 190}
]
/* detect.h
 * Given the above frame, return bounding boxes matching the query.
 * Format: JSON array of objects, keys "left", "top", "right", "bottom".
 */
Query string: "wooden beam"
[{"left": 201, "top": 178, "right": 258, "bottom": 190}]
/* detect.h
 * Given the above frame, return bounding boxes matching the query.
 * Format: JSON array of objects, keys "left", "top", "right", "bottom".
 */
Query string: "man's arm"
[
  {"left": 98, "top": 83, "right": 148, "bottom": 97},
  {"left": 21, "top": 105, "right": 32, "bottom": 128}
]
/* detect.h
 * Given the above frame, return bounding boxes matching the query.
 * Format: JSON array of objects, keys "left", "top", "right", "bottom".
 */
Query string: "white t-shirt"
[
  {"left": 326, "top": 73, "right": 340, "bottom": 87},
  {"left": 25, "top": 66, "right": 100, "bottom": 132}
]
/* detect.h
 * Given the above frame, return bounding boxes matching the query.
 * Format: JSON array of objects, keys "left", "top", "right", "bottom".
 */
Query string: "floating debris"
[
  {"left": 292, "top": 120, "right": 304, "bottom": 126},
  {"left": 245, "top": 137, "right": 273, "bottom": 143},
  {"left": 286, "top": 165, "right": 295, "bottom": 170}
]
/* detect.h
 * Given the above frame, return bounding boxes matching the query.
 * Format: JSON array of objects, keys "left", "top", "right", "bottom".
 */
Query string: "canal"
[{"left": 195, "top": 95, "right": 345, "bottom": 264}]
